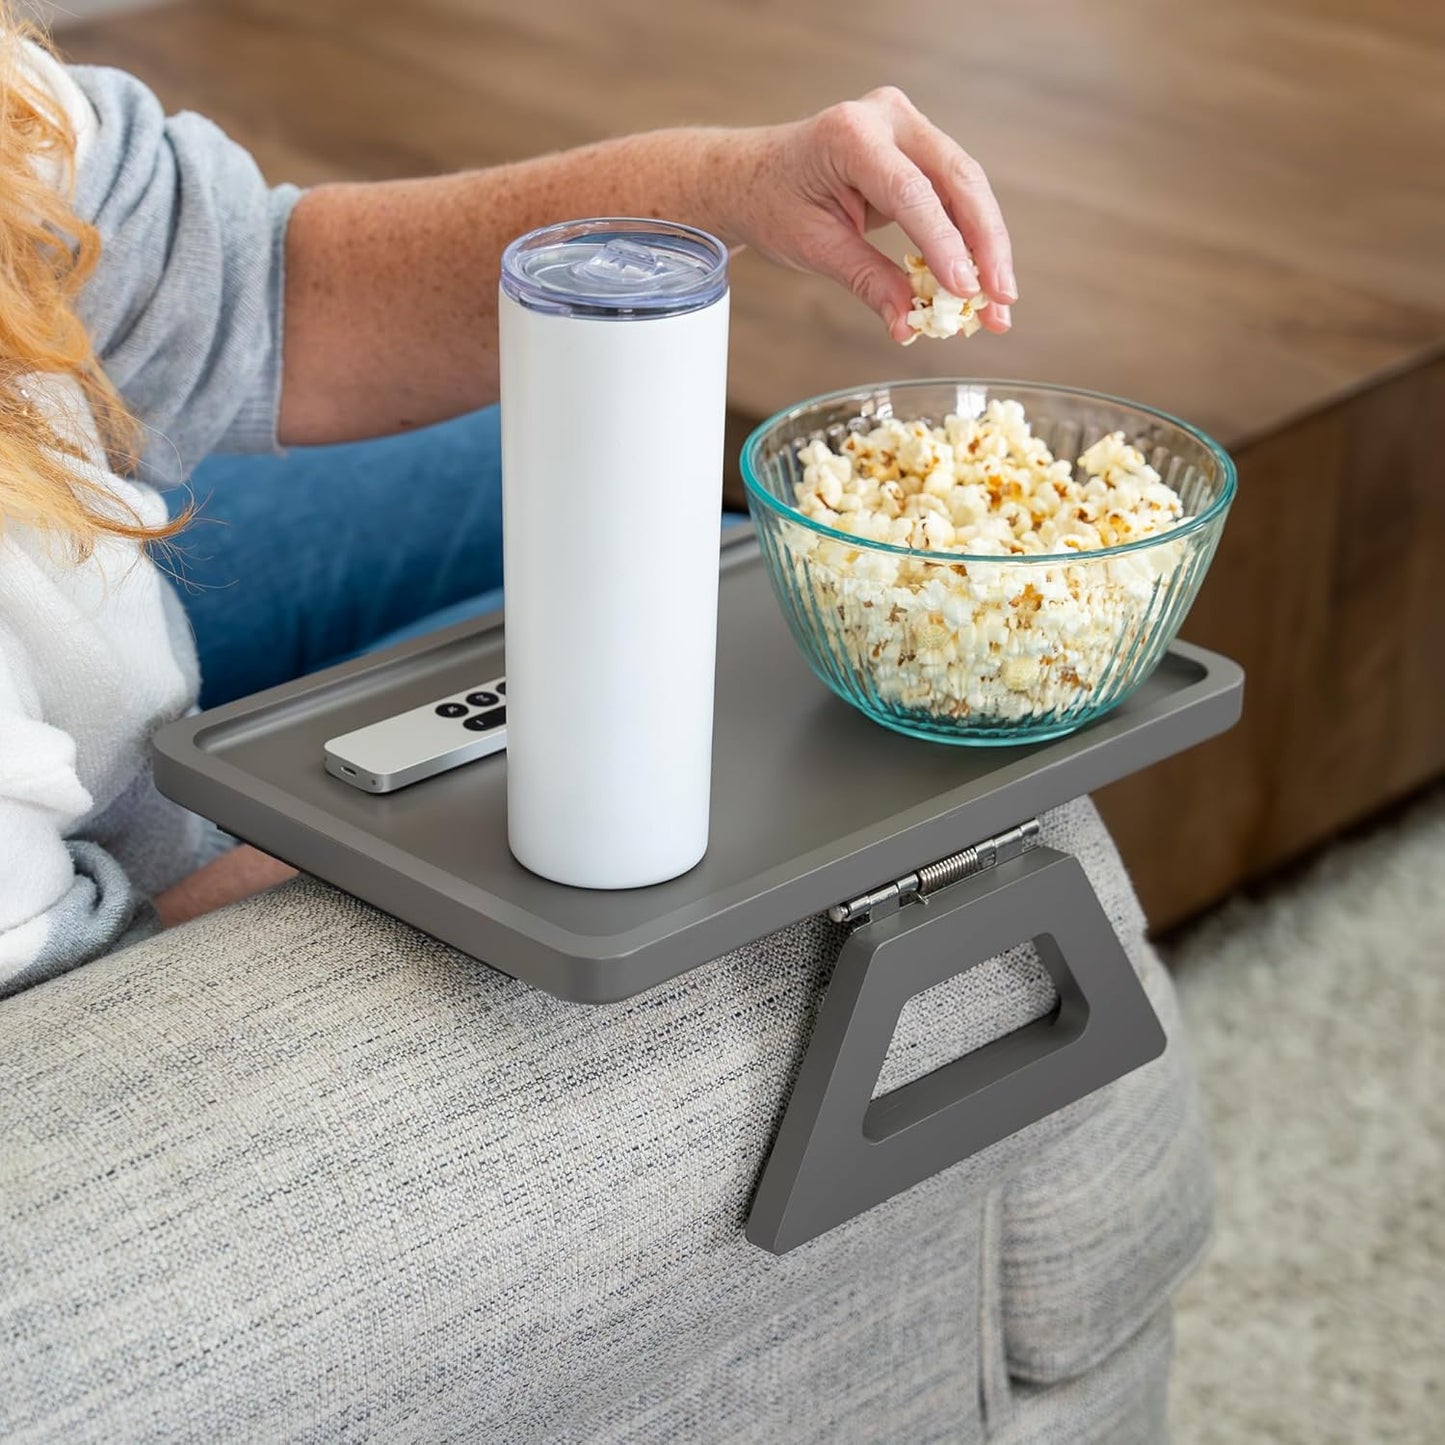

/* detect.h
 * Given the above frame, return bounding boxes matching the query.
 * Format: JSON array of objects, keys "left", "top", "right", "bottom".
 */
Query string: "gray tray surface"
[{"left": 154, "top": 531, "right": 1242, "bottom": 1002}]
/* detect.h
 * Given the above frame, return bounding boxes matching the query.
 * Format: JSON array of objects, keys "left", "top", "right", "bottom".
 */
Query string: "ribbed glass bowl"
[{"left": 741, "top": 380, "right": 1235, "bottom": 745}]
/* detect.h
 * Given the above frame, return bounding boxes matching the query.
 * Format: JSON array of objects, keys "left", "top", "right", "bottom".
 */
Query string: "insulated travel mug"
[{"left": 499, "top": 218, "right": 730, "bottom": 888}]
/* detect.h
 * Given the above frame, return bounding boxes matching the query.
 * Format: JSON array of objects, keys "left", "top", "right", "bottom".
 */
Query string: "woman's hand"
[
  {"left": 708, "top": 87, "right": 1015, "bottom": 342},
  {"left": 152, "top": 844, "right": 298, "bottom": 930}
]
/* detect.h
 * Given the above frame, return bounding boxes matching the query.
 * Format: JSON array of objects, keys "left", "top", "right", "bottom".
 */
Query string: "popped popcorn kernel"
[{"left": 901, "top": 255, "right": 988, "bottom": 344}]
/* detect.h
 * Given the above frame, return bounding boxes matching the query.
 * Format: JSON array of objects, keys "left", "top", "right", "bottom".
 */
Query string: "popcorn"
[
  {"left": 901, "top": 255, "right": 988, "bottom": 344},
  {"left": 784, "top": 402, "right": 1189, "bottom": 728}
]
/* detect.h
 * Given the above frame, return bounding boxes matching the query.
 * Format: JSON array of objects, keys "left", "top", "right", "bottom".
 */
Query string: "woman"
[{"left": 0, "top": 10, "right": 1016, "bottom": 994}]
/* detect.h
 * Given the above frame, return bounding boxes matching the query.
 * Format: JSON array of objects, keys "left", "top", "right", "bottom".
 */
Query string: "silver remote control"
[{"left": 323, "top": 677, "right": 507, "bottom": 793}]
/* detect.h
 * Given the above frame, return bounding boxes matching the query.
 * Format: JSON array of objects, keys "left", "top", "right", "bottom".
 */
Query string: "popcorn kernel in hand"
[{"left": 901, "top": 254, "right": 988, "bottom": 344}]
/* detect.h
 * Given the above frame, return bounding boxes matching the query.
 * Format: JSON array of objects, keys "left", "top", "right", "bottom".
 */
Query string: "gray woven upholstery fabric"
[
  {"left": 0, "top": 798, "right": 1210, "bottom": 1442},
  {"left": 991, "top": 1311, "right": 1175, "bottom": 1445}
]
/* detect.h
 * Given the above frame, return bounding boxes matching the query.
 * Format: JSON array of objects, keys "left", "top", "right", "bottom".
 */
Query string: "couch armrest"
[
  {"left": 0, "top": 801, "right": 1194, "bottom": 1442},
  {"left": 0, "top": 877, "right": 839, "bottom": 1439}
]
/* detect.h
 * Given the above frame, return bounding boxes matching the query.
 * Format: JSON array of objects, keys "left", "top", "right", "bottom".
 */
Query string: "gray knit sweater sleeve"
[{"left": 68, "top": 65, "right": 301, "bottom": 485}]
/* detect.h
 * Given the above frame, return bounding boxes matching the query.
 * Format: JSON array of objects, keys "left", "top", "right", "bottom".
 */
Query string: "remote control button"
[
  {"left": 466, "top": 690, "right": 500, "bottom": 708},
  {"left": 435, "top": 702, "right": 468, "bottom": 719},
  {"left": 496, "top": 679, "right": 506, "bottom": 695},
  {"left": 464, "top": 706, "right": 506, "bottom": 732}
]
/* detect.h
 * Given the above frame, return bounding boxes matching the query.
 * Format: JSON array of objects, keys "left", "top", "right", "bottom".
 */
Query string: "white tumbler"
[{"left": 499, "top": 219, "right": 730, "bottom": 888}]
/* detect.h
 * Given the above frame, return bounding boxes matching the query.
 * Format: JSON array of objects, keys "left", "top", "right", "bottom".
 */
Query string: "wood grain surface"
[
  {"left": 57, "top": 0, "right": 1445, "bottom": 445},
  {"left": 1096, "top": 351, "right": 1445, "bottom": 927},
  {"left": 55, "top": 0, "right": 1445, "bottom": 928}
]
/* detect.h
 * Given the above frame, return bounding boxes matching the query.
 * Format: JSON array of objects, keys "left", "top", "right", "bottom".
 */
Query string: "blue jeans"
[{"left": 173, "top": 407, "right": 747, "bottom": 709}]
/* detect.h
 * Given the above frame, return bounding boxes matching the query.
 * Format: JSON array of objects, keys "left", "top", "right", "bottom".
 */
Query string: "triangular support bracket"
[{"left": 747, "top": 844, "right": 1166, "bottom": 1254}]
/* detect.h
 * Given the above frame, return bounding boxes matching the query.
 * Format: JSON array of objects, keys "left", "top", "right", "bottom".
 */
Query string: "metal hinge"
[{"left": 827, "top": 819, "right": 1042, "bottom": 927}]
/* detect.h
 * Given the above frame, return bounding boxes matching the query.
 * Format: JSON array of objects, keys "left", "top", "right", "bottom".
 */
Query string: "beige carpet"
[{"left": 1164, "top": 788, "right": 1445, "bottom": 1443}]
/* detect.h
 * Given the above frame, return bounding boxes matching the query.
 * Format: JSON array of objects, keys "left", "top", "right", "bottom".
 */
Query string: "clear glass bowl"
[{"left": 741, "top": 380, "right": 1235, "bottom": 745}]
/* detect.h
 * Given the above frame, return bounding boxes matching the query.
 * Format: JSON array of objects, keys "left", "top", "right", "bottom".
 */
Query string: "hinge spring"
[{"left": 828, "top": 819, "right": 1042, "bottom": 926}]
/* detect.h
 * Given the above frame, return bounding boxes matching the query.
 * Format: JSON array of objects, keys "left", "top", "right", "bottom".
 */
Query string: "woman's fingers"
[
  {"left": 936, "top": 149, "right": 1015, "bottom": 305},
  {"left": 823, "top": 96, "right": 981, "bottom": 299},
  {"left": 855, "top": 87, "right": 1016, "bottom": 308},
  {"left": 806, "top": 222, "right": 917, "bottom": 341},
  {"left": 981, "top": 301, "right": 1012, "bottom": 334},
  {"left": 888, "top": 97, "right": 1016, "bottom": 306}
]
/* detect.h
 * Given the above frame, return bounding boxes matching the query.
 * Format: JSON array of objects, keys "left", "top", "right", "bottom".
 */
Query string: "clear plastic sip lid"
[{"left": 500, "top": 218, "right": 728, "bottom": 320}]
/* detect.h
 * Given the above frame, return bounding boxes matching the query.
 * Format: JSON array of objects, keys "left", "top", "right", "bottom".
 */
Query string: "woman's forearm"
[
  {"left": 152, "top": 845, "right": 298, "bottom": 929},
  {"left": 277, "top": 90, "right": 1016, "bottom": 448},
  {"left": 277, "top": 129, "right": 739, "bottom": 446}
]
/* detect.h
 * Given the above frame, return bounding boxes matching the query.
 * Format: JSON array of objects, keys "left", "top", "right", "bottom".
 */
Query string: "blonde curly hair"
[{"left": 0, "top": 5, "right": 184, "bottom": 557}]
